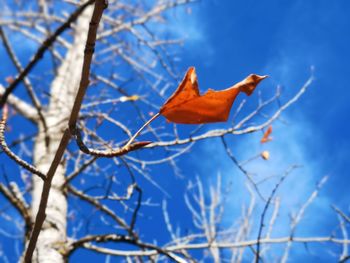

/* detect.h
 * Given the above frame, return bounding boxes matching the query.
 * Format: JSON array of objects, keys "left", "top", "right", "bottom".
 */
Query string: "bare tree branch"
[
  {"left": 66, "top": 236, "right": 350, "bottom": 258},
  {"left": 0, "top": 183, "right": 31, "bottom": 237},
  {"left": 255, "top": 165, "right": 298, "bottom": 263},
  {"left": 0, "top": 26, "right": 50, "bottom": 146},
  {"left": 0, "top": 107, "right": 46, "bottom": 180}
]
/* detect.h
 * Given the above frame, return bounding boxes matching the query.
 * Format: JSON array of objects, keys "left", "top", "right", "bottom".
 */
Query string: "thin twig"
[
  {"left": 281, "top": 176, "right": 328, "bottom": 263},
  {"left": 123, "top": 112, "right": 160, "bottom": 149},
  {"left": 255, "top": 166, "right": 298, "bottom": 263},
  {"left": 0, "top": 26, "right": 49, "bottom": 146},
  {"left": 67, "top": 185, "right": 130, "bottom": 230},
  {"left": 0, "top": 183, "right": 31, "bottom": 237},
  {"left": 0, "top": 106, "right": 46, "bottom": 180},
  {"left": 221, "top": 136, "right": 266, "bottom": 201}
]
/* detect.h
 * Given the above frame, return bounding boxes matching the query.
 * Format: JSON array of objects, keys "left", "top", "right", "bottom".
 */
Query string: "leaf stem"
[{"left": 123, "top": 112, "right": 160, "bottom": 149}]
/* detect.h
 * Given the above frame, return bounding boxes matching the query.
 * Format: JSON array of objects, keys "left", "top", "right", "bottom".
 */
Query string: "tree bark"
[{"left": 30, "top": 6, "right": 93, "bottom": 262}]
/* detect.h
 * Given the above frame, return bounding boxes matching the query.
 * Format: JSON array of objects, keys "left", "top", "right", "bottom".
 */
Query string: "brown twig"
[
  {"left": 221, "top": 136, "right": 266, "bottom": 201},
  {"left": 255, "top": 165, "right": 298, "bottom": 263},
  {"left": 0, "top": 183, "right": 31, "bottom": 238},
  {"left": 0, "top": 106, "right": 46, "bottom": 180},
  {"left": 73, "top": 127, "right": 152, "bottom": 157},
  {"left": 0, "top": 26, "right": 49, "bottom": 147},
  {"left": 67, "top": 185, "right": 130, "bottom": 231},
  {"left": 64, "top": 156, "right": 98, "bottom": 185},
  {"left": 332, "top": 205, "right": 350, "bottom": 224}
]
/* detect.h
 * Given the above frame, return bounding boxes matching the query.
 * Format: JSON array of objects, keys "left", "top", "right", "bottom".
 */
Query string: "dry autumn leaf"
[
  {"left": 260, "top": 125, "right": 272, "bottom": 143},
  {"left": 160, "top": 67, "right": 267, "bottom": 124}
]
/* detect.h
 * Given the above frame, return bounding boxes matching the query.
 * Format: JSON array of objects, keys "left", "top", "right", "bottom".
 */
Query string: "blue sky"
[
  {"left": 180, "top": 0, "right": 350, "bottom": 204},
  {"left": 1, "top": 0, "right": 350, "bottom": 262},
  {"left": 161, "top": 0, "right": 350, "bottom": 261}
]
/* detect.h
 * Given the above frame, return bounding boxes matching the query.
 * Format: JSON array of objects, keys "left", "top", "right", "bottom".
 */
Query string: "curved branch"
[
  {"left": 0, "top": 107, "right": 46, "bottom": 180},
  {"left": 73, "top": 127, "right": 151, "bottom": 157},
  {"left": 0, "top": 27, "right": 49, "bottom": 145},
  {"left": 67, "top": 185, "right": 130, "bottom": 231},
  {"left": 68, "top": 234, "right": 188, "bottom": 263},
  {"left": 0, "top": 183, "right": 31, "bottom": 237}
]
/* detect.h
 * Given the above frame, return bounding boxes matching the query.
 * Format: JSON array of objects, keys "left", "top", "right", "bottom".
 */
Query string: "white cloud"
[{"left": 160, "top": 4, "right": 215, "bottom": 64}]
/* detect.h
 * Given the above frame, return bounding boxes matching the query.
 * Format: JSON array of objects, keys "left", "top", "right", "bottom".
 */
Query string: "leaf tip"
[
  {"left": 189, "top": 67, "right": 197, "bottom": 84},
  {"left": 241, "top": 74, "right": 268, "bottom": 96}
]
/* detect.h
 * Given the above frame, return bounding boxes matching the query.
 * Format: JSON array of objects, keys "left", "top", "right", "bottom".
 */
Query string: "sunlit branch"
[
  {"left": 69, "top": 234, "right": 189, "bottom": 263},
  {"left": 97, "top": 0, "right": 198, "bottom": 40},
  {"left": 68, "top": 236, "right": 350, "bottom": 257},
  {"left": 281, "top": 175, "right": 328, "bottom": 263}
]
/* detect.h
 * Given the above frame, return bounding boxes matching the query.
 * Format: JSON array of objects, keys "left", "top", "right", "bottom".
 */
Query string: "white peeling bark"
[{"left": 30, "top": 6, "right": 93, "bottom": 263}]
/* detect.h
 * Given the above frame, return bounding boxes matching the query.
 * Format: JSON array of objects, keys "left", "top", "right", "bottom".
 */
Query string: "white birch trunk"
[{"left": 30, "top": 6, "right": 93, "bottom": 262}]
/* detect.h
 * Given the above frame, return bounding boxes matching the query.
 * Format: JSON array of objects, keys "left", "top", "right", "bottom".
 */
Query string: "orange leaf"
[
  {"left": 260, "top": 125, "right": 272, "bottom": 143},
  {"left": 160, "top": 67, "right": 267, "bottom": 124}
]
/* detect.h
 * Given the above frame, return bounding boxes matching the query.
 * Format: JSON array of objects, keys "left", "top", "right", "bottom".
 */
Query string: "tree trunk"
[{"left": 30, "top": 6, "right": 93, "bottom": 262}]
